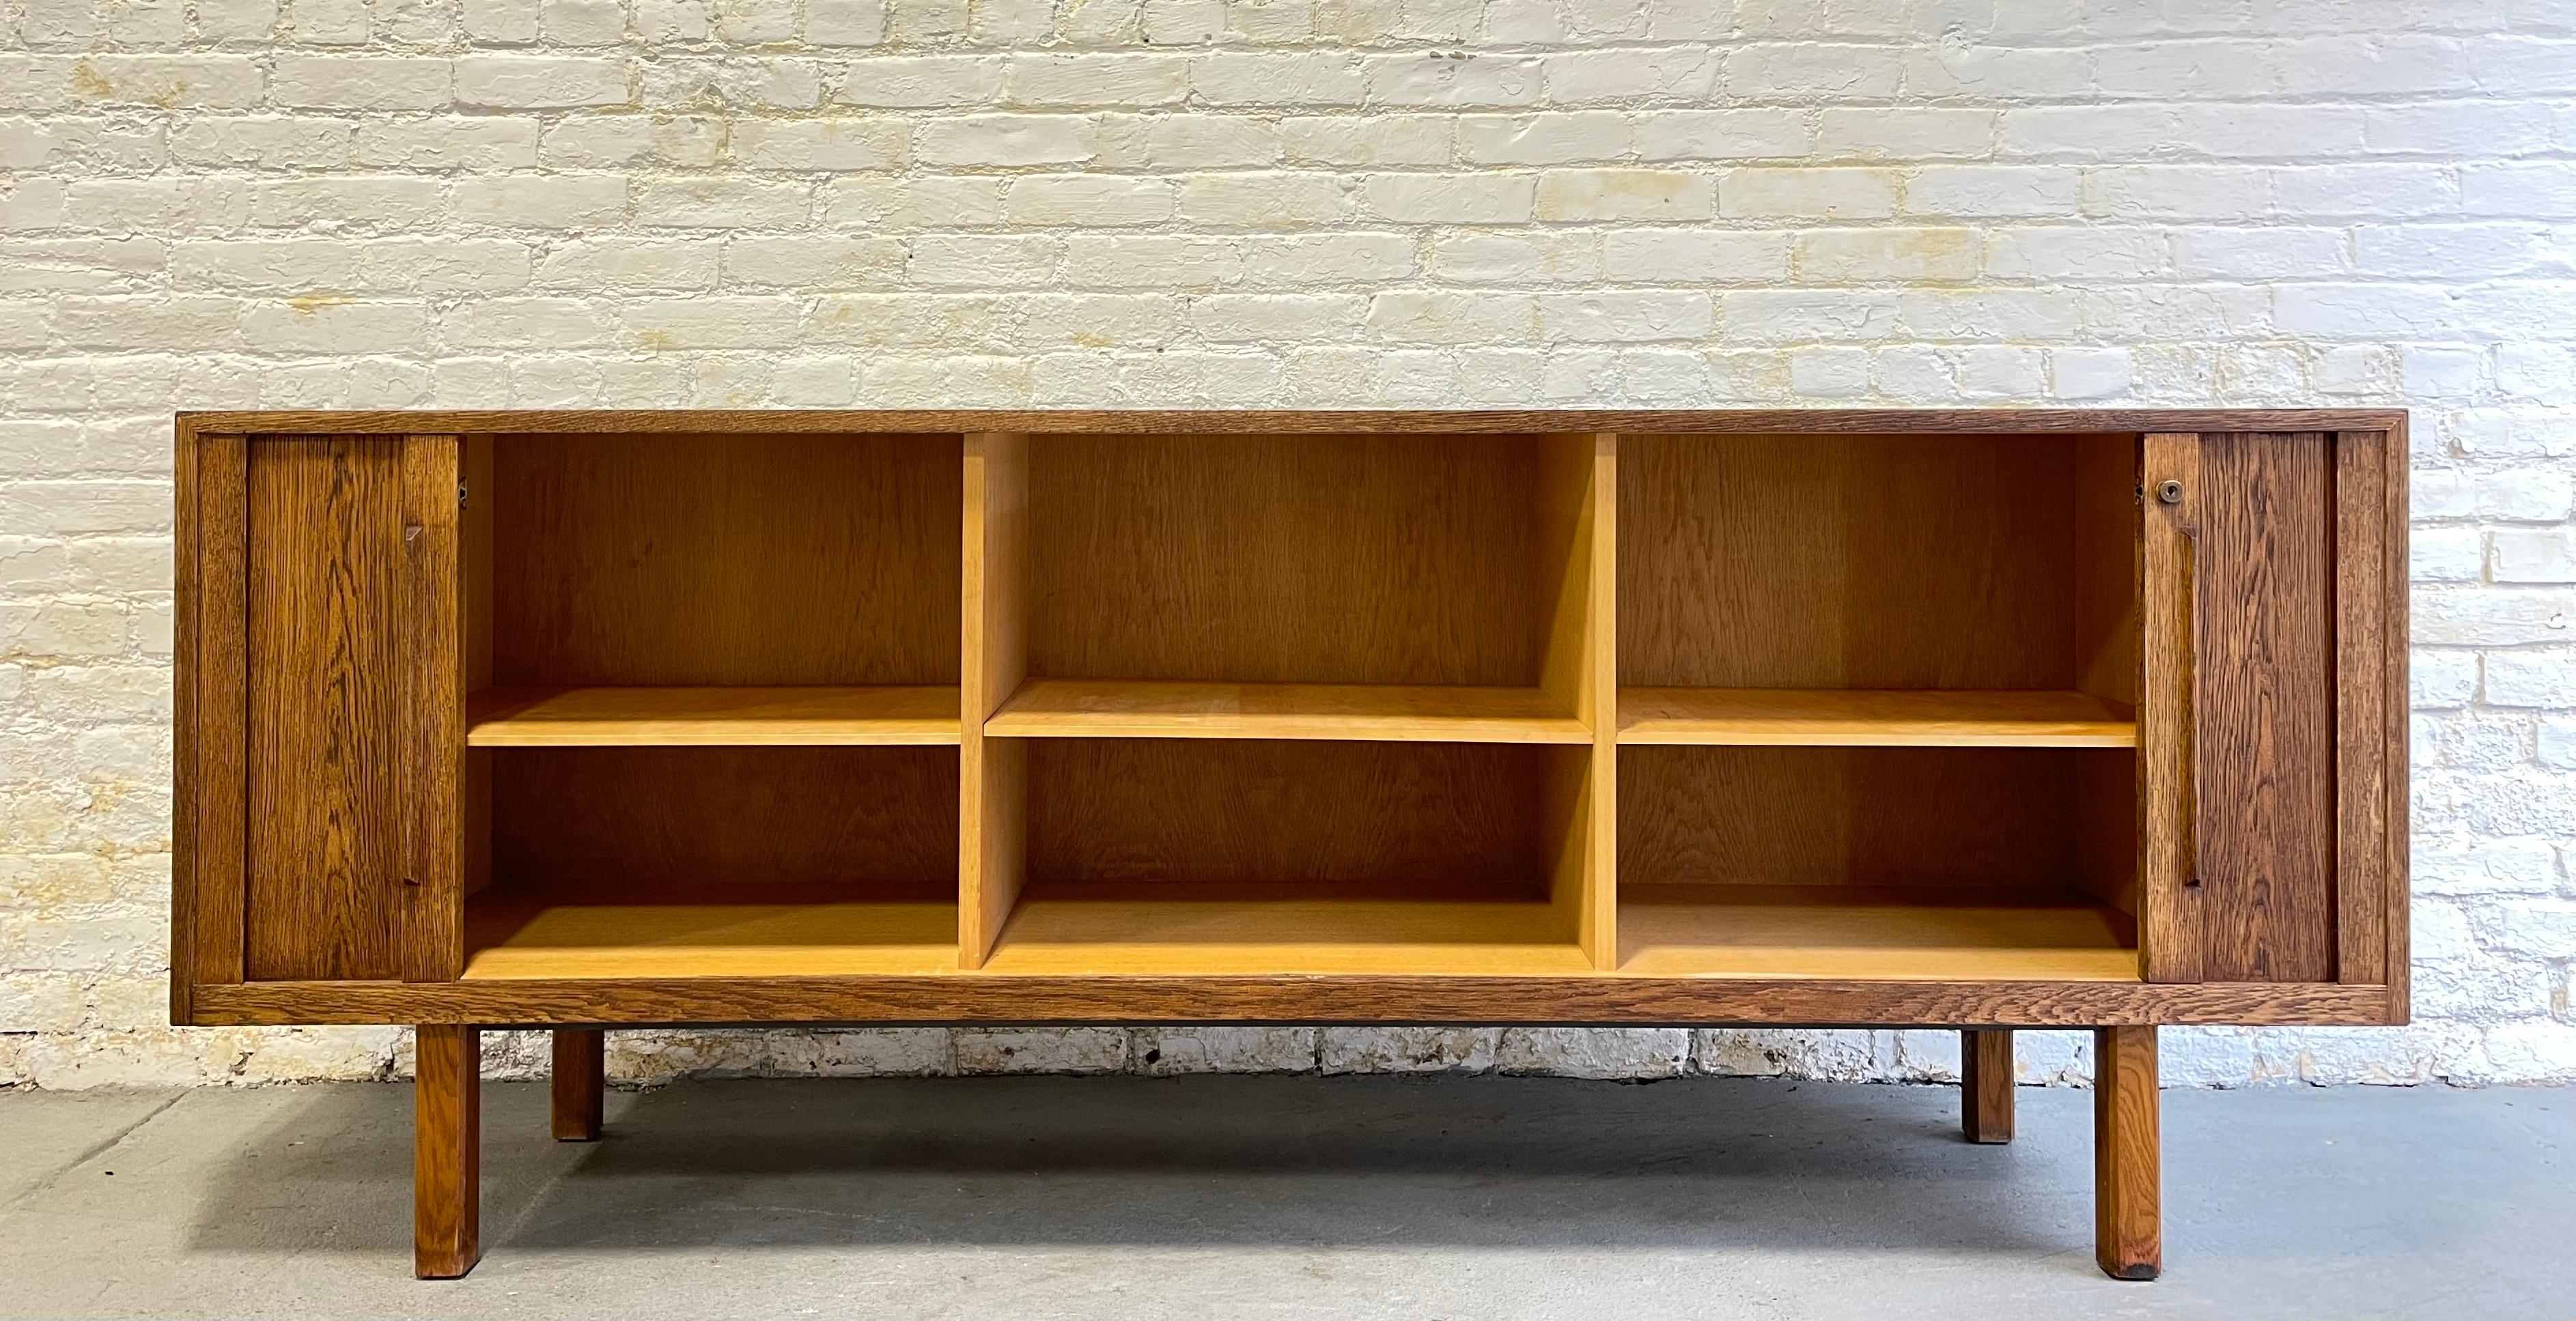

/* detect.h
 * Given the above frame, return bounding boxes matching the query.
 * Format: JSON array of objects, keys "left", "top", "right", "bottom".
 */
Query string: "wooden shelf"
[
  {"left": 466, "top": 686, "right": 962, "bottom": 747},
  {"left": 980, "top": 885, "right": 1591, "bottom": 976},
  {"left": 1619, "top": 886, "right": 2140, "bottom": 981},
  {"left": 984, "top": 679, "right": 1591, "bottom": 743},
  {"left": 1617, "top": 688, "right": 2137, "bottom": 748},
  {"left": 463, "top": 894, "right": 962, "bottom": 980}
]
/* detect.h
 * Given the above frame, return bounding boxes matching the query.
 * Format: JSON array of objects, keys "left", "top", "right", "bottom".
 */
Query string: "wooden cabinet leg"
[
  {"left": 551, "top": 1028, "right": 605, "bottom": 1143},
  {"left": 1961, "top": 1028, "right": 2013, "bottom": 1144},
  {"left": 415, "top": 1024, "right": 481, "bottom": 1280},
  {"left": 2093, "top": 1025, "right": 2161, "bottom": 1281}
]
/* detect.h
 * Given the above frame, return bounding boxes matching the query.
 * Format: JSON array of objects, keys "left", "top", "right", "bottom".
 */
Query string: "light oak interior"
[{"left": 458, "top": 429, "right": 2146, "bottom": 982}]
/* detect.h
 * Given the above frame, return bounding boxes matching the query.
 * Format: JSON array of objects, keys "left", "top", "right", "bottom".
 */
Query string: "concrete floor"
[{"left": 0, "top": 1075, "right": 2564, "bottom": 1320}]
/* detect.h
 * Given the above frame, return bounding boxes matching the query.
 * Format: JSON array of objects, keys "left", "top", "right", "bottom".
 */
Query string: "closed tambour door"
[
  {"left": 175, "top": 433, "right": 464, "bottom": 1006},
  {"left": 2139, "top": 430, "right": 2406, "bottom": 994}
]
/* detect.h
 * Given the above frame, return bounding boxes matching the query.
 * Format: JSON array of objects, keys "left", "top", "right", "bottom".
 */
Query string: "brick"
[
  {"left": 723, "top": 236, "right": 905, "bottom": 289},
  {"left": 1004, "top": 175, "right": 1175, "bottom": 226},
  {"left": 356, "top": 119, "right": 540, "bottom": 171},
  {"left": 1719, "top": 167, "right": 1899, "bottom": 220},
  {"left": 1816, "top": 107, "right": 1995, "bottom": 160},
  {"left": 1005, "top": 55, "right": 1190, "bottom": 107},
  {"left": 1726, "top": 42, "right": 1901, "bottom": 99},
  {"left": 634, "top": 178, "right": 810, "bottom": 228},
  {"left": 1633, "top": 109, "right": 1811, "bottom": 161},
  {"left": 833, "top": 57, "right": 1004, "bottom": 107},
  {"left": 1540, "top": 48, "right": 1718, "bottom": 104},
  {"left": 454, "top": 175, "right": 627, "bottom": 227},
  {"left": 1362, "top": 172, "right": 1535, "bottom": 223},
  {"left": 1192, "top": 53, "right": 1366, "bottom": 106},
  {"left": 1176, "top": 171, "right": 1347, "bottom": 226},
  {"left": 69, "top": 56, "right": 265, "bottom": 109},
  {"left": 1240, "top": 232, "right": 1414, "bottom": 284},
  {"left": 536, "top": 239, "right": 720, "bottom": 292},
  {"left": 1601, "top": 229, "right": 1790, "bottom": 283},
  {"left": 455, "top": 55, "right": 632, "bottom": 109},
  {"left": 1537, "top": 168, "right": 1711, "bottom": 221},
  {"left": 273, "top": 57, "right": 453, "bottom": 111},
  {"left": 1797, "top": 227, "right": 1978, "bottom": 283},
  {"left": 1461, "top": 113, "right": 1628, "bottom": 165},
  {"left": 1539, "top": 290, "right": 1712, "bottom": 342},
  {"left": 1097, "top": 114, "right": 1280, "bottom": 169},
  {"left": 733, "top": 118, "right": 909, "bottom": 171},
  {"left": 917, "top": 115, "right": 1095, "bottom": 167},
  {"left": 1367, "top": 55, "right": 1543, "bottom": 108},
  {"left": 1366, "top": 290, "right": 1535, "bottom": 343}
]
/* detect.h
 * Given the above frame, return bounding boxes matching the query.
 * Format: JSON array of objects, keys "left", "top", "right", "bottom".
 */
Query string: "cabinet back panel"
[
  {"left": 490, "top": 433, "right": 960, "bottom": 687},
  {"left": 1620, "top": 434, "right": 2133, "bottom": 690},
  {"left": 1026, "top": 434, "right": 1552, "bottom": 686},
  {"left": 243, "top": 437, "right": 408, "bottom": 980},
  {"left": 1622, "top": 745, "right": 2133, "bottom": 896},
  {"left": 2196, "top": 432, "right": 2336, "bottom": 981},
  {"left": 491, "top": 747, "right": 958, "bottom": 897},
  {"left": 1025, "top": 739, "right": 1552, "bottom": 894}
]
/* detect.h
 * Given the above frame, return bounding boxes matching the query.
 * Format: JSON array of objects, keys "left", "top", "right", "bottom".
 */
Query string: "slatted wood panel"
[
  {"left": 242, "top": 436, "right": 410, "bottom": 981},
  {"left": 2194, "top": 432, "right": 2337, "bottom": 982}
]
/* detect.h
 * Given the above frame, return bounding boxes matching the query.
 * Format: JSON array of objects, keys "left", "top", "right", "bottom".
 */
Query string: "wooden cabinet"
[{"left": 172, "top": 408, "right": 2408, "bottom": 1280}]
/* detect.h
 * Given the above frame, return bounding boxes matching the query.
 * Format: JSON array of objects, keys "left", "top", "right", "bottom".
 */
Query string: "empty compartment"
[
  {"left": 1619, "top": 744, "right": 2138, "bottom": 980},
  {"left": 464, "top": 746, "right": 961, "bottom": 978},
  {"left": 987, "top": 432, "right": 1597, "bottom": 741},
  {"left": 466, "top": 431, "right": 963, "bottom": 744},
  {"left": 981, "top": 739, "right": 1593, "bottom": 975},
  {"left": 1617, "top": 432, "right": 2138, "bottom": 745}
]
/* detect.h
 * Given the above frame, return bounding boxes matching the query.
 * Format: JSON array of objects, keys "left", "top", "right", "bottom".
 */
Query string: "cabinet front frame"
[{"left": 171, "top": 409, "right": 2409, "bottom": 1032}]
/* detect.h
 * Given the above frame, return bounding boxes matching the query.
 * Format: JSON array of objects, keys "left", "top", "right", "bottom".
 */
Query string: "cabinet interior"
[{"left": 455, "top": 429, "right": 2144, "bottom": 982}]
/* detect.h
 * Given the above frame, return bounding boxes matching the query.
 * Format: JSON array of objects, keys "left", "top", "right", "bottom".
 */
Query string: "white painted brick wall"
[{"left": 3, "top": 0, "right": 2573, "bottom": 1090}]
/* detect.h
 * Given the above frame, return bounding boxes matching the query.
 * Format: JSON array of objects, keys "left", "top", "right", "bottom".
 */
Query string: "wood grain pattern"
[
  {"left": 1962, "top": 1028, "right": 2014, "bottom": 1144},
  {"left": 466, "top": 896, "right": 962, "bottom": 978},
  {"left": 175, "top": 430, "right": 251, "bottom": 1016},
  {"left": 2093, "top": 1024, "right": 2161, "bottom": 1281},
  {"left": 1024, "top": 739, "right": 1556, "bottom": 894},
  {"left": 1620, "top": 432, "right": 2133, "bottom": 690},
  {"left": 550, "top": 1027, "right": 602, "bottom": 1142},
  {"left": 986, "top": 888, "right": 1586, "bottom": 976},
  {"left": 1619, "top": 744, "right": 2135, "bottom": 893},
  {"left": 490, "top": 431, "right": 959, "bottom": 686},
  {"left": 466, "top": 685, "right": 963, "bottom": 745},
  {"left": 2335, "top": 431, "right": 2396, "bottom": 988},
  {"left": 1026, "top": 433, "right": 1551, "bottom": 686},
  {"left": 961, "top": 432, "right": 1028, "bottom": 969},
  {"left": 193, "top": 974, "right": 2398, "bottom": 1028},
  {"left": 490, "top": 746, "right": 959, "bottom": 895},
  {"left": 2196, "top": 433, "right": 2336, "bottom": 982},
  {"left": 1619, "top": 888, "right": 2138, "bottom": 980},
  {"left": 414, "top": 1023, "right": 480, "bottom": 1279},
  {"left": 2380, "top": 421, "right": 2413, "bottom": 1016},
  {"left": 181, "top": 407, "right": 2412, "bottom": 438},
  {"left": 986, "top": 679, "right": 1588, "bottom": 742},
  {"left": 1548, "top": 434, "right": 1619, "bottom": 969},
  {"left": 401, "top": 436, "right": 464, "bottom": 983},
  {"left": 244, "top": 436, "right": 408, "bottom": 981},
  {"left": 2139, "top": 434, "right": 2203, "bottom": 984},
  {"left": 1619, "top": 688, "right": 2137, "bottom": 747}
]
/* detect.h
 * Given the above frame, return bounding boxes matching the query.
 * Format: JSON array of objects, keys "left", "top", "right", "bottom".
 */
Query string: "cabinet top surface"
[{"left": 178, "top": 407, "right": 2408, "bottom": 437}]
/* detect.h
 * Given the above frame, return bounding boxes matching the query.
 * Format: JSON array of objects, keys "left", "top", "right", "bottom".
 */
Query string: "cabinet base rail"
[{"left": 412, "top": 1023, "right": 2162, "bottom": 1282}]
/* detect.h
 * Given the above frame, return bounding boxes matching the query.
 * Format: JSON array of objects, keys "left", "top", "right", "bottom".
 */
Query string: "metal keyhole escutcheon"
[{"left": 2156, "top": 479, "right": 2183, "bottom": 505}]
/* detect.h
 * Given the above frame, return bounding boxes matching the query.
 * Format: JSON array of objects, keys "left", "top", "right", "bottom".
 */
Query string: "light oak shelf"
[
  {"left": 985, "top": 678, "right": 1590, "bottom": 743},
  {"left": 465, "top": 685, "right": 964, "bottom": 746},
  {"left": 1616, "top": 886, "right": 2141, "bottom": 981},
  {"left": 1617, "top": 687, "right": 2138, "bottom": 748},
  {"left": 983, "top": 885, "right": 1588, "bottom": 976},
  {"left": 463, "top": 894, "right": 962, "bottom": 980}
]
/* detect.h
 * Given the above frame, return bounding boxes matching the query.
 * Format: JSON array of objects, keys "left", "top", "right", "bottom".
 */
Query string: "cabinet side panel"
[
  {"left": 244, "top": 436, "right": 410, "bottom": 981},
  {"left": 176, "top": 431, "right": 251, "bottom": 1014},
  {"left": 2196, "top": 432, "right": 2336, "bottom": 982},
  {"left": 2334, "top": 429, "right": 2405, "bottom": 995}
]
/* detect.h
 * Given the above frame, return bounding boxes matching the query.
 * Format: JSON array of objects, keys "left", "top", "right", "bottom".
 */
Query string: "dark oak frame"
[{"left": 171, "top": 407, "right": 2410, "bottom": 1282}]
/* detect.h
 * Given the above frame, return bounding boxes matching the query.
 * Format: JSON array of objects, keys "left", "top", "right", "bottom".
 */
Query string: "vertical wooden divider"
[
  {"left": 960, "top": 433, "right": 1029, "bottom": 969},
  {"left": 401, "top": 435, "right": 465, "bottom": 982},
  {"left": 2333, "top": 429, "right": 2401, "bottom": 991},
  {"left": 2138, "top": 432, "right": 2203, "bottom": 984},
  {"left": 1539, "top": 433, "right": 1619, "bottom": 969}
]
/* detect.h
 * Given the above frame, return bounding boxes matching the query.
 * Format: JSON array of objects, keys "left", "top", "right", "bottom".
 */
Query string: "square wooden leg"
[
  {"left": 415, "top": 1024, "right": 482, "bottom": 1280},
  {"left": 1961, "top": 1028, "right": 2013, "bottom": 1144},
  {"left": 551, "top": 1028, "right": 605, "bottom": 1143},
  {"left": 2093, "top": 1025, "right": 2161, "bottom": 1281}
]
